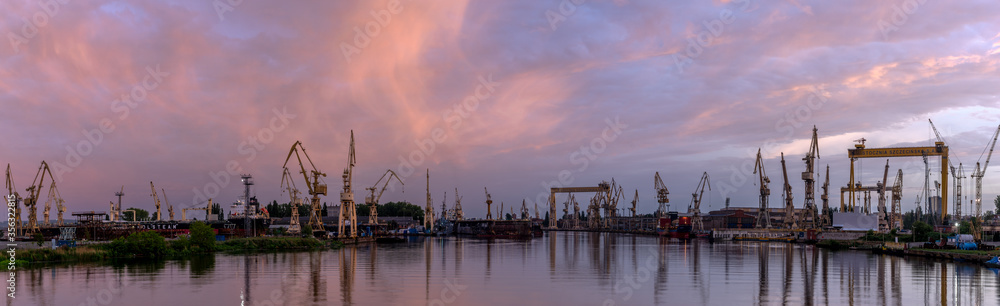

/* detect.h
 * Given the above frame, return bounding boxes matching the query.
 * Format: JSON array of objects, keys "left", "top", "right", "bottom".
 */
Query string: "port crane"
[
  {"left": 149, "top": 182, "right": 162, "bottom": 221},
  {"left": 689, "top": 172, "right": 710, "bottom": 232},
  {"left": 534, "top": 203, "right": 539, "bottom": 220},
  {"left": 654, "top": 172, "right": 670, "bottom": 217},
  {"left": 971, "top": 123, "right": 1000, "bottom": 240},
  {"left": 521, "top": 200, "right": 529, "bottom": 220},
  {"left": 876, "top": 160, "right": 890, "bottom": 230},
  {"left": 484, "top": 187, "right": 494, "bottom": 220},
  {"left": 801, "top": 126, "right": 820, "bottom": 229},
  {"left": 424, "top": 169, "right": 434, "bottom": 229},
  {"left": 6, "top": 165, "right": 21, "bottom": 236},
  {"left": 440, "top": 191, "right": 448, "bottom": 221},
  {"left": 337, "top": 131, "right": 360, "bottom": 238},
  {"left": 454, "top": 188, "right": 464, "bottom": 220},
  {"left": 181, "top": 199, "right": 212, "bottom": 221},
  {"left": 162, "top": 188, "right": 174, "bottom": 221},
  {"left": 780, "top": 153, "right": 796, "bottom": 229},
  {"left": 40, "top": 172, "right": 65, "bottom": 226},
  {"left": 753, "top": 149, "right": 772, "bottom": 228},
  {"left": 820, "top": 165, "right": 830, "bottom": 227},
  {"left": 890, "top": 169, "right": 903, "bottom": 229},
  {"left": 630, "top": 189, "right": 638, "bottom": 217},
  {"left": 24, "top": 161, "right": 56, "bottom": 234},
  {"left": 280, "top": 167, "right": 302, "bottom": 234},
  {"left": 283, "top": 140, "right": 328, "bottom": 235},
  {"left": 365, "top": 169, "right": 403, "bottom": 225}
]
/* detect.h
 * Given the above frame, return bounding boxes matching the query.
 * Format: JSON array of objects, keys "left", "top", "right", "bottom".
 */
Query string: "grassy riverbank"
[{"left": 2, "top": 222, "right": 344, "bottom": 267}]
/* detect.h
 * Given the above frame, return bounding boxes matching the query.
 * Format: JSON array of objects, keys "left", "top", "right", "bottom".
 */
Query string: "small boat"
[{"left": 985, "top": 257, "right": 1000, "bottom": 268}]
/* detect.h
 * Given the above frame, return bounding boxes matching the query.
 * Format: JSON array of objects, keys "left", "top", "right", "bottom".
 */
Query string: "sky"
[{"left": 2, "top": 0, "right": 1000, "bottom": 221}]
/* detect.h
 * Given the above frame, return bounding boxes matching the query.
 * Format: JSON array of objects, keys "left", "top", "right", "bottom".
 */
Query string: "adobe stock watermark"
[
  {"left": 49, "top": 65, "right": 170, "bottom": 182},
  {"left": 603, "top": 247, "right": 659, "bottom": 306},
  {"left": 75, "top": 275, "right": 134, "bottom": 306},
  {"left": 429, "top": 278, "right": 468, "bottom": 306},
  {"left": 672, "top": 0, "right": 752, "bottom": 74},
  {"left": 877, "top": 0, "right": 929, "bottom": 40},
  {"left": 7, "top": 0, "right": 70, "bottom": 53},
  {"left": 715, "top": 86, "right": 830, "bottom": 198},
  {"left": 189, "top": 107, "right": 297, "bottom": 208},
  {"left": 545, "top": 0, "right": 589, "bottom": 31},
  {"left": 213, "top": 0, "right": 244, "bottom": 21},
  {"left": 395, "top": 74, "right": 500, "bottom": 180},
  {"left": 340, "top": 0, "right": 405, "bottom": 63}
]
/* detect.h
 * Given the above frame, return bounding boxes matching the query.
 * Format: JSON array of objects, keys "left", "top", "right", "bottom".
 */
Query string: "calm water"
[{"left": 7, "top": 232, "right": 1000, "bottom": 306}]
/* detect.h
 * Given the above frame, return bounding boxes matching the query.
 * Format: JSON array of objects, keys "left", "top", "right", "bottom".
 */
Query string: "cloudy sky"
[{"left": 3, "top": 0, "right": 1000, "bottom": 221}]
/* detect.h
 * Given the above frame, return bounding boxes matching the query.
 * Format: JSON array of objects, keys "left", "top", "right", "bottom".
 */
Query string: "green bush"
[
  {"left": 189, "top": 221, "right": 216, "bottom": 252},
  {"left": 912, "top": 221, "right": 933, "bottom": 242},
  {"left": 109, "top": 231, "right": 168, "bottom": 258}
]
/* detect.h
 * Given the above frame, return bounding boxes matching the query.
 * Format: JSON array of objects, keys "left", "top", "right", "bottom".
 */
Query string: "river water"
[{"left": 7, "top": 232, "right": 999, "bottom": 306}]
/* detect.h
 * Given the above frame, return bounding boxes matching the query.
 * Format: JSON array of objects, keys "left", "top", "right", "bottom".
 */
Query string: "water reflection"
[{"left": 12, "top": 235, "right": 1000, "bottom": 305}]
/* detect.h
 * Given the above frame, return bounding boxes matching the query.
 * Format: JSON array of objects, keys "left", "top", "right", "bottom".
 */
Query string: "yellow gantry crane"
[
  {"left": 848, "top": 139, "right": 949, "bottom": 224},
  {"left": 283, "top": 140, "right": 328, "bottom": 235},
  {"left": 338, "top": 131, "right": 358, "bottom": 238},
  {"left": 280, "top": 167, "right": 302, "bottom": 234},
  {"left": 654, "top": 172, "right": 670, "bottom": 217},
  {"left": 149, "top": 181, "right": 162, "bottom": 221},
  {"left": 365, "top": 169, "right": 403, "bottom": 226},
  {"left": 689, "top": 172, "right": 710, "bottom": 232},
  {"left": 24, "top": 161, "right": 56, "bottom": 234},
  {"left": 780, "top": 153, "right": 796, "bottom": 229},
  {"left": 753, "top": 149, "right": 771, "bottom": 228}
]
